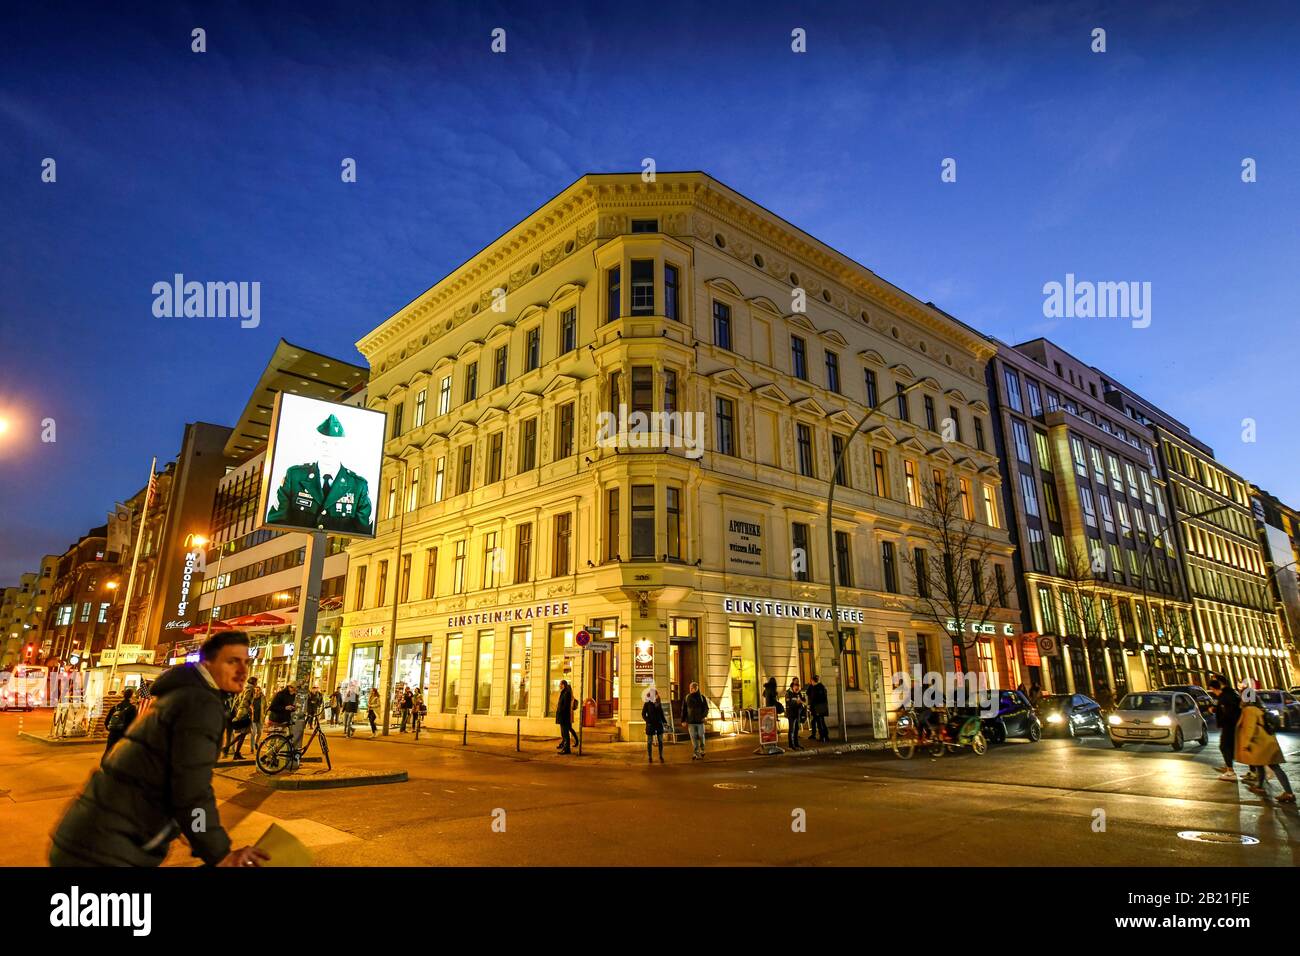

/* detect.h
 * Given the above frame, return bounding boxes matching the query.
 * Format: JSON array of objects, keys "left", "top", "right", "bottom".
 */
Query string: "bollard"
[
  {"left": 462, "top": 713, "right": 468, "bottom": 746},
  {"left": 516, "top": 718, "right": 521, "bottom": 752}
]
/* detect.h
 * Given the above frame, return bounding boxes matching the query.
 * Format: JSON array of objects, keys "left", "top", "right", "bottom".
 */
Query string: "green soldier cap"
[{"left": 317, "top": 414, "right": 345, "bottom": 438}]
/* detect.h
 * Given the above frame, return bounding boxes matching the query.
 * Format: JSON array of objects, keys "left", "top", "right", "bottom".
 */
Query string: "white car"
[{"left": 1108, "top": 691, "right": 1209, "bottom": 751}]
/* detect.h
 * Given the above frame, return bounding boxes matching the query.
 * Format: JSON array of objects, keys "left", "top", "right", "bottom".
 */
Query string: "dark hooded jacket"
[{"left": 49, "top": 663, "right": 232, "bottom": 867}]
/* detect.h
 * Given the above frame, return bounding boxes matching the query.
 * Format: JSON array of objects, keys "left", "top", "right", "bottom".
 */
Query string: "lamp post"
[
  {"left": 826, "top": 377, "right": 931, "bottom": 743},
  {"left": 380, "top": 455, "right": 408, "bottom": 737},
  {"left": 1137, "top": 504, "right": 1229, "bottom": 686}
]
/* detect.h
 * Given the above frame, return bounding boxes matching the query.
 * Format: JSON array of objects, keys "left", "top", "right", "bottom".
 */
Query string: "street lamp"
[
  {"left": 826, "top": 376, "right": 934, "bottom": 743},
  {"left": 1137, "top": 504, "right": 1229, "bottom": 685},
  {"left": 380, "top": 454, "right": 409, "bottom": 737}
]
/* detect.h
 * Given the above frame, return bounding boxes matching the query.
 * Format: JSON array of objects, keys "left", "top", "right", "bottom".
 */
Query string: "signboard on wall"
[
  {"left": 633, "top": 639, "right": 654, "bottom": 685},
  {"left": 725, "top": 516, "right": 764, "bottom": 573}
]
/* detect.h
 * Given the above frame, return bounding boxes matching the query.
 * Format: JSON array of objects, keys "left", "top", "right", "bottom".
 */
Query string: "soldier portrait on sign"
[{"left": 259, "top": 394, "right": 385, "bottom": 539}]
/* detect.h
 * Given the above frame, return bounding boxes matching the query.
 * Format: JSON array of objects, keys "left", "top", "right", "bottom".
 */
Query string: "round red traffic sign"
[{"left": 576, "top": 629, "right": 592, "bottom": 647}]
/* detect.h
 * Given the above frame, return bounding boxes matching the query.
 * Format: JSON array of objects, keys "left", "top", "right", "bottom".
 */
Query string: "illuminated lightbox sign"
[{"left": 722, "top": 598, "right": 864, "bottom": 624}]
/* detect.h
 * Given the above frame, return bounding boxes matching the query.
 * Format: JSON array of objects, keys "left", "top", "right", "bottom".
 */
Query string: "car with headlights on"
[
  {"left": 1256, "top": 690, "right": 1300, "bottom": 730},
  {"left": 1108, "top": 691, "right": 1208, "bottom": 751},
  {"left": 1038, "top": 693, "right": 1107, "bottom": 738}
]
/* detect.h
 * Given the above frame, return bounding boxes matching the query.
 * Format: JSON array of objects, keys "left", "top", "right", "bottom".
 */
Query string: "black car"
[
  {"left": 1257, "top": 690, "right": 1300, "bottom": 731},
  {"left": 982, "top": 689, "right": 1042, "bottom": 743},
  {"left": 1159, "top": 685, "right": 1213, "bottom": 719},
  {"left": 1037, "top": 693, "right": 1107, "bottom": 738}
]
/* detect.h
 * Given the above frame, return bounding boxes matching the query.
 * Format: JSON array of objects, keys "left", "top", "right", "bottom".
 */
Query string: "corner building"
[{"left": 341, "top": 172, "right": 1019, "bottom": 742}]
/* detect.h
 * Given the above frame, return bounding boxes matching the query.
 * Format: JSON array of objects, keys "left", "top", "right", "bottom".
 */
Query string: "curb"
[
  {"left": 216, "top": 768, "right": 409, "bottom": 790},
  {"left": 17, "top": 731, "right": 102, "bottom": 746}
]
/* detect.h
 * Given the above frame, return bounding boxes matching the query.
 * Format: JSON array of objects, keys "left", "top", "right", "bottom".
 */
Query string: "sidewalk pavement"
[{"left": 316, "top": 719, "right": 890, "bottom": 766}]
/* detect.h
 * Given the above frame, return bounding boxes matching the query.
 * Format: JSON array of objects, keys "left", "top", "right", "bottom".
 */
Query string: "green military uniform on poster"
[{"left": 267, "top": 413, "right": 374, "bottom": 535}]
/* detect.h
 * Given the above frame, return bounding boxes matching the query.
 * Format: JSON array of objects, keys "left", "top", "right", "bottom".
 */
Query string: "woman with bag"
[
  {"left": 785, "top": 678, "right": 806, "bottom": 750},
  {"left": 1236, "top": 698, "right": 1295, "bottom": 803}
]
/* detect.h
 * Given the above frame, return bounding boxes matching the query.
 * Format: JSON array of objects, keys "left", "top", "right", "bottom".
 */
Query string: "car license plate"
[{"left": 1128, "top": 728, "right": 1152, "bottom": 737}]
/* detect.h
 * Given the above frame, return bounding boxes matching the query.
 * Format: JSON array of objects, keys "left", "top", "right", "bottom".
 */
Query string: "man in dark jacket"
[
  {"left": 268, "top": 682, "right": 297, "bottom": 727},
  {"left": 103, "top": 687, "right": 137, "bottom": 755},
  {"left": 555, "top": 679, "right": 578, "bottom": 754},
  {"left": 1208, "top": 677, "right": 1242, "bottom": 780},
  {"left": 807, "top": 675, "right": 830, "bottom": 742},
  {"left": 682, "top": 682, "right": 710, "bottom": 759},
  {"left": 50, "top": 631, "right": 269, "bottom": 867}
]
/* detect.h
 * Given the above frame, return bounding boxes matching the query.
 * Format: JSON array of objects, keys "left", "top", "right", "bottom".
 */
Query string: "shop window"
[
  {"left": 443, "top": 635, "right": 462, "bottom": 712},
  {"left": 842, "top": 629, "right": 860, "bottom": 690},
  {"left": 507, "top": 627, "right": 532, "bottom": 715},
  {"left": 547, "top": 622, "right": 575, "bottom": 715},
  {"left": 728, "top": 621, "right": 757, "bottom": 712},
  {"left": 474, "top": 631, "right": 494, "bottom": 714},
  {"left": 797, "top": 625, "right": 815, "bottom": 686}
]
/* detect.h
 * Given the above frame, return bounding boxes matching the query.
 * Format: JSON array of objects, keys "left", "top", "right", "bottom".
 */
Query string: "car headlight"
[
  {"left": 1267, "top": 708, "right": 1282, "bottom": 716},
  {"left": 1154, "top": 715, "right": 1171, "bottom": 726},
  {"left": 1108, "top": 714, "right": 1121, "bottom": 725},
  {"left": 897, "top": 716, "right": 910, "bottom": 728},
  {"left": 1046, "top": 713, "right": 1063, "bottom": 724}
]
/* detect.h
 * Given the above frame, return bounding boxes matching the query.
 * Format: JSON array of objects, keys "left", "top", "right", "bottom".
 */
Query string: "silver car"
[{"left": 1108, "top": 691, "right": 1209, "bottom": 751}]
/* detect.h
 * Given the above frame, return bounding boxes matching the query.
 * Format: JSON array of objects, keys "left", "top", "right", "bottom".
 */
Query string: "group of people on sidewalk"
[
  {"left": 764, "top": 675, "right": 831, "bottom": 750},
  {"left": 1207, "top": 677, "right": 1295, "bottom": 803}
]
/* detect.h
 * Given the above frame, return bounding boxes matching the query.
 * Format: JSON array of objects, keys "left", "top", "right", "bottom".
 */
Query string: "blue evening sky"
[{"left": 2, "top": 0, "right": 1298, "bottom": 580}]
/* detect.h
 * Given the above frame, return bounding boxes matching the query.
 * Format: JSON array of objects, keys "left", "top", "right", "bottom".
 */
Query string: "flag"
[{"left": 147, "top": 473, "right": 158, "bottom": 508}]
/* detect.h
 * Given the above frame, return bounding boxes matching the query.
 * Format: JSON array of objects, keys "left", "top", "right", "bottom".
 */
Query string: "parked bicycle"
[
  {"left": 891, "top": 704, "right": 987, "bottom": 759},
  {"left": 256, "top": 711, "right": 332, "bottom": 775}
]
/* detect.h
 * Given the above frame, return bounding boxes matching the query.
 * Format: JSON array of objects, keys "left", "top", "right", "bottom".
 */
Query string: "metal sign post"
[{"left": 290, "top": 530, "right": 327, "bottom": 754}]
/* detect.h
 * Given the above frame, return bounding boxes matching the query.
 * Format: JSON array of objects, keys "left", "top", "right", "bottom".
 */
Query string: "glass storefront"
[
  {"left": 507, "top": 626, "right": 531, "bottom": 714},
  {"left": 728, "top": 620, "right": 757, "bottom": 712},
  {"left": 474, "top": 630, "right": 494, "bottom": 713},
  {"left": 443, "top": 634, "right": 462, "bottom": 712},
  {"left": 349, "top": 643, "right": 381, "bottom": 709},
  {"left": 393, "top": 639, "right": 431, "bottom": 710},
  {"left": 547, "top": 622, "right": 575, "bottom": 715}
]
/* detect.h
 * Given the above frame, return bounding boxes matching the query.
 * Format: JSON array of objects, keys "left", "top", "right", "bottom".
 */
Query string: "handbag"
[{"left": 230, "top": 715, "right": 252, "bottom": 731}]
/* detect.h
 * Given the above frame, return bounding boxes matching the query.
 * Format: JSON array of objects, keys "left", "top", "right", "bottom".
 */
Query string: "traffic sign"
[
  {"left": 1036, "top": 635, "right": 1058, "bottom": 656},
  {"left": 576, "top": 629, "right": 592, "bottom": 647},
  {"left": 588, "top": 641, "right": 613, "bottom": 653}
]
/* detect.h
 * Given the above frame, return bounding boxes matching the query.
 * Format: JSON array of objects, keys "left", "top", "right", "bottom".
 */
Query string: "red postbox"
[{"left": 583, "top": 697, "right": 598, "bottom": 727}]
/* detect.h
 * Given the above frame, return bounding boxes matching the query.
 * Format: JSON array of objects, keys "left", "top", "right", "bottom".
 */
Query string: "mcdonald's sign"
[{"left": 311, "top": 635, "right": 336, "bottom": 657}]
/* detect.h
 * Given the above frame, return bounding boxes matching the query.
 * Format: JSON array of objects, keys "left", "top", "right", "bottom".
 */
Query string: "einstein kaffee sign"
[
  {"left": 447, "top": 601, "right": 570, "bottom": 629},
  {"left": 723, "top": 597, "right": 865, "bottom": 624}
]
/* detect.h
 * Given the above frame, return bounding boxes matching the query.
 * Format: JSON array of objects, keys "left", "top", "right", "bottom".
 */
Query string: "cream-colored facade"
[{"left": 341, "top": 172, "right": 1019, "bottom": 741}]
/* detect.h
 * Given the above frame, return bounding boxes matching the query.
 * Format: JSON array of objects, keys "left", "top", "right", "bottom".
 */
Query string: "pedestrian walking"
[
  {"left": 307, "top": 685, "right": 324, "bottom": 720},
  {"left": 399, "top": 687, "right": 414, "bottom": 733},
  {"left": 1236, "top": 698, "right": 1295, "bottom": 803},
  {"left": 103, "top": 688, "right": 137, "bottom": 757},
  {"left": 329, "top": 686, "right": 342, "bottom": 725},
  {"left": 342, "top": 681, "right": 359, "bottom": 737},
  {"left": 49, "top": 631, "right": 270, "bottom": 867},
  {"left": 762, "top": 676, "right": 779, "bottom": 709},
  {"left": 1208, "top": 678, "right": 1242, "bottom": 780},
  {"left": 643, "top": 688, "right": 667, "bottom": 763},
  {"left": 224, "top": 682, "right": 255, "bottom": 759},
  {"left": 807, "top": 674, "right": 830, "bottom": 742},
  {"left": 785, "top": 679, "right": 806, "bottom": 750},
  {"left": 555, "top": 679, "right": 579, "bottom": 753},
  {"left": 268, "top": 682, "right": 297, "bottom": 731},
  {"left": 367, "top": 687, "right": 380, "bottom": 735},
  {"left": 682, "top": 681, "right": 710, "bottom": 759},
  {"left": 248, "top": 679, "right": 264, "bottom": 752},
  {"left": 413, "top": 690, "right": 426, "bottom": 737}
]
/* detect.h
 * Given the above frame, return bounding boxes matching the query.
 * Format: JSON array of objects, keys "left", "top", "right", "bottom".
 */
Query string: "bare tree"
[
  {"left": 1056, "top": 538, "right": 1112, "bottom": 704},
  {"left": 901, "top": 472, "right": 1002, "bottom": 677}
]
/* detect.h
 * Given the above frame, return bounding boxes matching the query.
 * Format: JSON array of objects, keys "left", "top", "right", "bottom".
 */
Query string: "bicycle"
[{"left": 255, "top": 712, "right": 332, "bottom": 775}]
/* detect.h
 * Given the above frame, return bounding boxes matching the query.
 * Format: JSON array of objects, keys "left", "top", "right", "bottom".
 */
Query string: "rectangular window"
[
  {"left": 1100, "top": 493, "right": 1115, "bottom": 534},
  {"left": 525, "top": 328, "right": 540, "bottom": 371},
  {"left": 408, "top": 466, "right": 420, "bottom": 512},
  {"left": 560, "top": 308, "right": 577, "bottom": 353},
  {"left": 1090, "top": 445, "right": 1105, "bottom": 483},
  {"left": 1070, "top": 437, "right": 1087, "bottom": 477},
  {"left": 1012, "top": 420, "right": 1032, "bottom": 464},
  {"left": 493, "top": 346, "right": 508, "bottom": 389},
  {"left": 995, "top": 565, "right": 1008, "bottom": 607},
  {"left": 414, "top": 389, "right": 427, "bottom": 427},
  {"left": 895, "top": 383, "right": 910, "bottom": 422},
  {"left": 553, "top": 512, "right": 572, "bottom": 576},
  {"left": 1029, "top": 528, "right": 1048, "bottom": 572},
  {"left": 434, "top": 456, "right": 445, "bottom": 502},
  {"left": 443, "top": 635, "right": 462, "bottom": 712},
  {"left": 843, "top": 630, "right": 861, "bottom": 690},
  {"left": 831, "top": 435, "right": 847, "bottom": 486},
  {"left": 974, "top": 417, "right": 986, "bottom": 452},
  {"left": 607, "top": 266, "right": 621, "bottom": 323},
  {"left": 797, "top": 624, "right": 816, "bottom": 686},
  {"left": 97, "top": 602, "right": 109, "bottom": 623},
  {"left": 630, "top": 218, "right": 658, "bottom": 233},
  {"left": 663, "top": 370, "right": 678, "bottom": 433},
  {"left": 1042, "top": 480, "right": 1060, "bottom": 523},
  {"left": 453, "top": 540, "right": 467, "bottom": 594},
  {"left": 514, "top": 523, "right": 533, "bottom": 583},
  {"left": 792, "top": 522, "right": 811, "bottom": 582},
  {"left": 888, "top": 632, "right": 904, "bottom": 679},
  {"left": 464, "top": 362, "right": 478, "bottom": 403},
  {"left": 507, "top": 627, "right": 531, "bottom": 715},
  {"left": 438, "top": 376, "right": 452, "bottom": 415},
  {"left": 353, "top": 565, "right": 367, "bottom": 610},
  {"left": 457, "top": 445, "right": 474, "bottom": 495},
  {"left": 797, "top": 424, "right": 815, "bottom": 477},
  {"left": 959, "top": 478, "right": 974, "bottom": 520},
  {"left": 1026, "top": 380, "right": 1043, "bottom": 416},
  {"left": 390, "top": 402, "right": 404, "bottom": 439},
  {"left": 387, "top": 475, "right": 398, "bottom": 519},
  {"left": 970, "top": 558, "right": 984, "bottom": 604},
  {"left": 632, "top": 485, "right": 655, "bottom": 559},
  {"left": 630, "top": 259, "right": 655, "bottom": 315},
  {"left": 914, "top": 548, "right": 930, "bottom": 598},
  {"left": 982, "top": 484, "right": 998, "bottom": 527},
  {"left": 375, "top": 560, "right": 388, "bottom": 607},
  {"left": 1080, "top": 484, "right": 1098, "bottom": 528},
  {"left": 608, "top": 371, "right": 621, "bottom": 415},
  {"left": 664, "top": 264, "right": 680, "bottom": 321},
  {"left": 1051, "top": 534, "right": 1068, "bottom": 572},
  {"left": 924, "top": 395, "right": 937, "bottom": 432},
  {"left": 1003, "top": 367, "right": 1023, "bottom": 412},
  {"left": 398, "top": 553, "right": 412, "bottom": 603},
  {"left": 631, "top": 366, "right": 653, "bottom": 414},
  {"left": 882, "top": 541, "right": 898, "bottom": 593},
  {"left": 606, "top": 488, "right": 620, "bottom": 561},
  {"left": 1046, "top": 389, "right": 1059, "bottom": 412},
  {"left": 1108, "top": 454, "right": 1123, "bottom": 491},
  {"left": 791, "top": 336, "right": 808, "bottom": 380},
  {"left": 864, "top": 368, "right": 878, "bottom": 406},
  {"left": 835, "top": 531, "right": 853, "bottom": 587},
  {"left": 1037, "top": 586, "right": 1057, "bottom": 633},
  {"left": 713, "top": 300, "right": 731, "bottom": 350},
  {"left": 547, "top": 622, "right": 576, "bottom": 716},
  {"left": 1035, "top": 431, "right": 1053, "bottom": 472},
  {"left": 948, "top": 406, "right": 962, "bottom": 443},
  {"left": 873, "top": 450, "right": 888, "bottom": 497},
  {"left": 666, "top": 487, "right": 681, "bottom": 560},
  {"left": 474, "top": 631, "right": 494, "bottom": 714},
  {"left": 519, "top": 418, "right": 537, "bottom": 472},
  {"left": 424, "top": 547, "right": 438, "bottom": 599},
  {"left": 715, "top": 398, "right": 735, "bottom": 455},
  {"left": 482, "top": 531, "right": 500, "bottom": 589},
  {"left": 825, "top": 351, "right": 841, "bottom": 393},
  {"left": 487, "top": 433, "right": 503, "bottom": 483},
  {"left": 905, "top": 460, "right": 921, "bottom": 507},
  {"left": 557, "top": 402, "right": 575, "bottom": 459}
]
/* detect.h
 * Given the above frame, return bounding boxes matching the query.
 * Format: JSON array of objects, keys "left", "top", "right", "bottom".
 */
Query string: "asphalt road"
[{"left": 3, "top": 711, "right": 1297, "bottom": 866}]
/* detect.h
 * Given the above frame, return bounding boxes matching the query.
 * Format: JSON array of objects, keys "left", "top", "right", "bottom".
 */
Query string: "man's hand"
[{"left": 218, "top": 846, "right": 271, "bottom": 868}]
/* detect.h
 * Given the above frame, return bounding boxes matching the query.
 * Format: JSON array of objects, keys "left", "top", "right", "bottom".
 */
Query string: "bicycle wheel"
[
  {"left": 892, "top": 724, "right": 917, "bottom": 759},
  {"left": 317, "top": 727, "right": 332, "bottom": 771},
  {"left": 928, "top": 736, "right": 946, "bottom": 758},
  {"left": 256, "top": 733, "right": 295, "bottom": 775}
]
